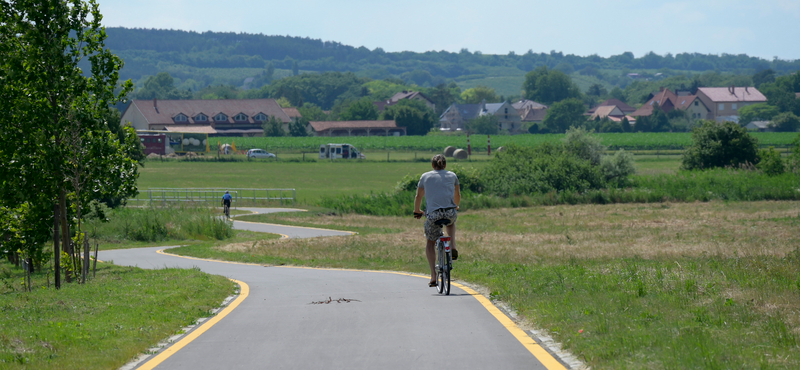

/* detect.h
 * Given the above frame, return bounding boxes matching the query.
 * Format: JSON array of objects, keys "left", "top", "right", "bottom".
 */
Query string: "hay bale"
[
  {"left": 443, "top": 146, "right": 456, "bottom": 157},
  {"left": 146, "top": 153, "right": 161, "bottom": 159},
  {"left": 453, "top": 149, "right": 468, "bottom": 159}
]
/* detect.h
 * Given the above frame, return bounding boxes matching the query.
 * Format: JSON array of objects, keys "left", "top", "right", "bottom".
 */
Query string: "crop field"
[{"left": 212, "top": 132, "right": 798, "bottom": 152}]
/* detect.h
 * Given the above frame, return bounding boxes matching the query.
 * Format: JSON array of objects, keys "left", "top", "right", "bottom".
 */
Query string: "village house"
[
  {"left": 120, "top": 98, "right": 292, "bottom": 136},
  {"left": 439, "top": 100, "right": 522, "bottom": 133},
  {"left": 629, "top": 87, "right": 711, "bottom": 121},
  {"left": 695, "top": 86, "right": 767, "bottom": 123},
  {"left": 374, "top": 90, "right": 435, "bottom": 112}
]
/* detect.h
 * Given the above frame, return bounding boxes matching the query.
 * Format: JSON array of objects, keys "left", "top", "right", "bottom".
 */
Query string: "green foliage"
[
  {"left": 86, "top": 206, "right": 234, "bottom": 242},
  {"left": 682, "top": 121, "right": 760, "bottom": 170},
  {"left": 133, "top": 72, "right": 192, "bottom": 99},
  {"left": 460, "top": 85, "right": 499, "bottom": 104},
  {"left": 262, "top": 116, "right": 286, "bottom": 137},
  {"left": 600, "top": 149, "right": 636, "bottom": 186},
  {"left": 563, "top": 126, "right": 604, "bottom": 165},
  {"left": 380, "top": 99, "right": 436, "bottom": 136},
  {"left": 266, "top": 71, "right": 368, "bottom": 109},
  {"left": 769, "top": 112, "right": 800, "bottom": 132},
  {"left": 738, "top": 103, "right": 779, "bottom": 125},
  {"left": 483, "top": 144, "right": 604, "bottom": 196},
  {"left": 288, "top": 119, "right": 309, "bottom": 137},
  {"left": 466, "top": 114, "right": 499, "bottom": 135},
  {"left": 523, "top": 66, "right": 582, "bottom": 105},
  {"left": 543, "top": 98, "right": 586, "bottom": 133},
  {"left": 340, "top": 97, "right": 379, "bottom": 121},
  {"left": 757, "top": 147, "right": 785, "bottom": 176},
  {"left": 297, "top": 102, "right": 328, "bottom": 121}
]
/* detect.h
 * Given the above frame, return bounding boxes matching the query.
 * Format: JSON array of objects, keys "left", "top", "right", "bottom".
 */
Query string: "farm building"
[
  {"left": 120, "top": 98, "right": 292, "bottom": 136},
  {"left": 309, "top": 120, "right": 406, "bottom": 136}
]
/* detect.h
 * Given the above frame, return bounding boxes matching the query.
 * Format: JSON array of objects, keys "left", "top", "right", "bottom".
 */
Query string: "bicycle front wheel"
[
  {"left": 443, "top": 253, "right": 451, "bottom": 295},
  {"left": 436, "top": 242, "right": 445, "bottom": 294}
]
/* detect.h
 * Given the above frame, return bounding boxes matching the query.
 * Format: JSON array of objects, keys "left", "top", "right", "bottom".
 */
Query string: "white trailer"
[{"left": 319, "top": 143, "right": 365, "bottom": 159}]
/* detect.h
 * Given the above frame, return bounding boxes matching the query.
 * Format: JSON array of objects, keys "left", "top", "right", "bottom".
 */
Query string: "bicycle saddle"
[{"left": 434, "top": 219, "right": 452, "bottom": 226}]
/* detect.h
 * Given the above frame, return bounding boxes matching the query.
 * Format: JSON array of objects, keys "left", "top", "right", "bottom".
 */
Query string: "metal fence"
[{"left": 128, "top": 188, "right": 296, "bottom": 207}]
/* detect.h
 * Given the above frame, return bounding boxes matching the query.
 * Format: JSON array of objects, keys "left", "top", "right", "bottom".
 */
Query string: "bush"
[
  {"left": 86, "top": 206, "right": 234, "bottom": 242},
  {"left": 757, "top": 147, "right": 785, "bottom": 176},
  {"left": 681, "top": 121, "right": 759, "bottom": 170},
  {"left": 482, "top": 143, "right": 604, "bottom": 196},
  {"left": 563, "top": 126, "right": 604, "bottom": 165},
  {"left": 770, "top": 112, "right": 800, "bottom": 132},
  {"left": 601, "top": 149, "right": 636, "bottom": 186}
]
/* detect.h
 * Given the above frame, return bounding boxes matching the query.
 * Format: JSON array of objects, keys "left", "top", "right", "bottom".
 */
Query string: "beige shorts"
[{"left": 424, "top": 208, "right": 457, "bottom": 241}]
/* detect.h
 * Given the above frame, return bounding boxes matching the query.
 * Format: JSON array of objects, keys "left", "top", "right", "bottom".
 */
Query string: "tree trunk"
[
  {"left": 59, "top": 190, "right": 72, "bottom": 283},
  {"left": 53, "top": 202, "right": 60, "bottom": 289}
]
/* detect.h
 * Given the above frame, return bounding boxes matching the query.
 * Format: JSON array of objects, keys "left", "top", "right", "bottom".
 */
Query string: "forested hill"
[{"left": 105, "top": 27, "right": 800, "bottom": 97}]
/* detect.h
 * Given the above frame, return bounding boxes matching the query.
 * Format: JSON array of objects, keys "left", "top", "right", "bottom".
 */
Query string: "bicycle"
[
  {"left": 222, "top": 202, "right": 230, "bottom": 218},
  {"left": 432, "top": 219, "right": 454, "bottom": 295}
]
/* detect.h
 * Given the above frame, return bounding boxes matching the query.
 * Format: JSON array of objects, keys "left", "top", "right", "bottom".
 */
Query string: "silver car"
[{"left": 246, "top": 149, "right": 276, "bottom": 159}]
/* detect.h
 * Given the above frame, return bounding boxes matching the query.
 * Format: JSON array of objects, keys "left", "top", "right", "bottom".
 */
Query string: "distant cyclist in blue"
[
  {"left": 222, "top": 191, "right": 232, "bottom": 215},
  {"left": 414, "top": 154, "right": 461, "bottom": 287}
]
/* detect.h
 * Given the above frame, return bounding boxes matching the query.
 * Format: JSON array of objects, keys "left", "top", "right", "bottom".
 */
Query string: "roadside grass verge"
[
  {"left": 234, "top": 210, "right": 403, "bottom": 235},
  {"left": 0, "top": 262, "right": 234, "bottom": 369},
  {"left": 86, "top": 205, "right": 234, "bottom": 250},
  {"left": 169, "top": 200, "right": 800, "bottom": 369}
]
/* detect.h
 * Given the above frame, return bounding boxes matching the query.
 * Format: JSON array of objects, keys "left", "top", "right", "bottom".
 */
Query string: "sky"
[{"left": 98, "top": 0, "right": 800, "bottom": 61}]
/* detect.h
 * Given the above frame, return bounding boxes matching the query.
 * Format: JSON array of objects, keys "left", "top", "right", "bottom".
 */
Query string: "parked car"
[{"left": 246, "top": 149, "right": 276, "bottom": 159}]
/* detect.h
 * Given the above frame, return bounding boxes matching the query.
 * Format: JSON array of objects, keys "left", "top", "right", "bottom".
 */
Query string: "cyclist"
[
  {"left": 221, "top": 191, "right": 232, "bottom": 217},
  {"left": 414, "top": 154, "right": 460, "bottom": 287}
]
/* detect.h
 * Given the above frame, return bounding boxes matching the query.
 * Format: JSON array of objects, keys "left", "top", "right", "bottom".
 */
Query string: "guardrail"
[{"left": 128, "top": 188, "right": 296, "bottom": 207}]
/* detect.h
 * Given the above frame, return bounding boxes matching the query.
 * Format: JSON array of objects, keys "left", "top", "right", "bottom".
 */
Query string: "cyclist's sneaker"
[{"left": 452, "top": 248, "right": 459, "bottom": 260}]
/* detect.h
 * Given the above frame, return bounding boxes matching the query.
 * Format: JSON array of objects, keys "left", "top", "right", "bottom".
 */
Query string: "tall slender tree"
[{"left": 0, "top": 0, "right": 137, "bottom": 287}]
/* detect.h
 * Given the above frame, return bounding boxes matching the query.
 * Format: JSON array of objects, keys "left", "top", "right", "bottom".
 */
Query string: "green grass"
[
  {"left": 166, "top": 200, "right": 800, "bottom": 369},
  {"left": 136, "top": 160, "right": 475, "bottom": 203},
  {"left": 0, "top": 262, "right": 234, "bottom": 369}
]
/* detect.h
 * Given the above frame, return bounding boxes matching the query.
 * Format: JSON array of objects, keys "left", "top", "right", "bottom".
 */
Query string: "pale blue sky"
[{"left": 99, "top": 0, "right": 800, "bottom": 60}]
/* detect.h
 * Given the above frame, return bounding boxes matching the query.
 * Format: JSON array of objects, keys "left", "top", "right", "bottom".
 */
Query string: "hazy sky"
[{"left": 99, "top": 0, "right": 800, "bottom": 60}]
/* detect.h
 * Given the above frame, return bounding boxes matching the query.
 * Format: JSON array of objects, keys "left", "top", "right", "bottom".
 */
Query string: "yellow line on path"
[
  {"left": 155, "top": 248, "right": 566, "bottom": 370},
  {"left": 137, "top": 277, "right": 250, "bottom": 370}
]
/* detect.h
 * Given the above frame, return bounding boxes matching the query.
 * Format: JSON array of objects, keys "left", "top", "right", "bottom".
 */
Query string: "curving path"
[
  {"left": 103, "top": 208, "right": 565, "bottom": 370},
  {"left": 230, "top": 207, "right": 354, "bottom": 238}
]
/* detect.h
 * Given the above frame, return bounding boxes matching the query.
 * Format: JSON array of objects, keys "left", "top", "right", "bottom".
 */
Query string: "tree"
[
  {"left": 292, "top": 60, "right": 299, "bottom": 76},
  {"left": 542, "top": 98, "right": 586, "bottom": 133},
  {"left": 0, "top": 0, "right": 137, "bottom": 287},
  {"left": 427, "top": 82, "right": 461, "bottom": 115},
  {"left": 339, "top": 97, "right": 379, "bottom": 121},
  {"left": 752, "top": 69, "right": 775, "bottom": 88},
  {"left": 563, "top": 126, "right": 604, "bottom": 165},
  {"left": 523, "top": 66, "right": 582, "bottom": 105},
  {"left": 134, "top": 72, "right": 192, "bottom": 100},
  {"left": 681, "top": 121, "right": 759, "bottom": 170},
  {"left": 380, "top": 99, "right": 436, "bottom": 135},
  {"left": 466, "top": 114, "right": 499, "bottom": 135},
  {"left": 460, "top": 85, "right": 499, "bottom": 104},
  {"left": 262, "top": 116, "right": 286, "bottom": 137},
  {"left": 738, "top": 103, "right": 779, "bottom": 125},
  {"left": 769, "top": 112, "right": 800, "bottom": 132},
  {"left": 288, "top": 119, "right": 309, "bottom": 137},
  {"left": 297, "top": 102, "right": 328, "bottom": 121},
  {"left": 587, "top": 83, "right": 607, "bottom": 97}
]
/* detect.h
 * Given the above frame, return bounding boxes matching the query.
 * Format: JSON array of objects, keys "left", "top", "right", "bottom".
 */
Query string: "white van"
[{"left": 319, "top": 143, "right": 365, "bottom": 159}]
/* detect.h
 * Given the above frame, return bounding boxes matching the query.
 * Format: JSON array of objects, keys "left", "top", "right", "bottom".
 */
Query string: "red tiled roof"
[
  {"left": 309, "top": 120, "right": 399, "bottom": 131},
  {"left": 128, "top": 99, "right": 291, "bottom": 125},
  {"left": 697, "top": 87, "right": 767, "bottom": 103}
]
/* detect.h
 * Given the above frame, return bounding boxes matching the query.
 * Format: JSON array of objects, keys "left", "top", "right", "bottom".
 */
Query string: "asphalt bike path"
[{"left": 103, "top": 208, "right": 563, "bottom": 370}]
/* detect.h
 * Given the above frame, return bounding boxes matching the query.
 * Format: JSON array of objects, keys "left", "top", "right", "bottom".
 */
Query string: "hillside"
[{"left": 106, "top": 27, "right": 800, "bottom": 98}]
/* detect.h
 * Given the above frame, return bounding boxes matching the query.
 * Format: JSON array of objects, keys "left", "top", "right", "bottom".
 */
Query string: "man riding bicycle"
[
  {"left": 414, "top": 154, "right": 461, "bottom": 287},
  {"left": 221, "top": 191, "right": 232, "bottom": 217}
]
